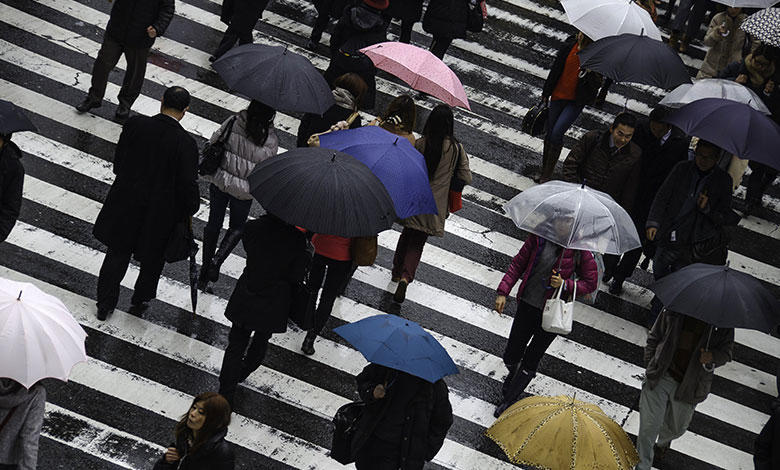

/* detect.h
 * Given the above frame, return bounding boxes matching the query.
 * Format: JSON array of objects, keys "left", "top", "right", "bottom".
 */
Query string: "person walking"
[
  {"left": 754, "top": 369, "right": 780, "bottom": 469},
  {"left": 75, "top": 0, "right": 175, "bottom": 120},
  {"left": 209, "top": 0, "right": 270, "bottom": 62},
  {"left": 635, "top": 309, "right": 734, "bottom": 470},
  {"left": 391, "top": 105, "right": 472, "bottom": 303},
  {"left": 296, "top": 73, "right": 366, "bottom": 147},
  {"left": 350, "top": 364, "right": 453, "bottom": 470},
  {"left": 152, "top": 392, "right": 234, "bottom": 470},
  {"left": 371, "top": 94, "right": 417, "bottom": 145},
  {"left": 0, "top": 379, "right": 46, "bottom": 470},
  {"left": 422, "top": 0, "right": 469, "bottom": 60},
  {"left": 697, "top": 7, "right": 746, "bottom": 79},
  {"left": 218, "top": 213, "right": 308, "bottom": 406},
  {"left": 667, "top": 0, "right": 709, "bottom": 53},
  {"left": 199, "top": 100, "right": 278, "bottom": 291},
  {"left": 0, "top": 133, "right": 23, "bottom": 245},
  {"left": 306, "top": 0, "right": 349, "bottom": 52},
  {"left": 493, "top": 234, "right": 598, "bottom": 417},
  {"left": 93, "top": 87, "right": 200, "bottom": 321},
  {"left": 385, "top": 0, "right": 425, "bottom": 44}
]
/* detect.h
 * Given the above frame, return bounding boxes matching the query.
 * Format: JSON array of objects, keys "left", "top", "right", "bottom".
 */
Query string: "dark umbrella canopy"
[
  {"left": 664, "top": 98, "right": 780, "bottom": 171},
  {"left": 577, "top": 33, "right": 692, "bottom": 90},
  {"left": 0, "top": 100, "right": 37, "bottom": 135},
  {"left": 247, "top": 147, "right": 396, "bottom": 237},
  {"left": 212, "top": 44, "right": 335, "bottom": 115},
  {"left": 650, "top": 263, "right": 780, "bottom": 332}
]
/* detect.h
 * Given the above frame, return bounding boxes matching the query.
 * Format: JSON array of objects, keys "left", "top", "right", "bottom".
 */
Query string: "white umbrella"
[
  {"left": 560, "top": 0, "right": 662, "bottom": 42},
  {"left": 504, "top": 181, "right": 641, "bottom": 255},
  {"left": 712, "top": 0, "right": 779, "bottom": 8},
  {"left": 0, "top": 278, "right": 87, "bottom": 388},
  {"left": 660, "top": 79, "right": 772, "bottom": 115}
]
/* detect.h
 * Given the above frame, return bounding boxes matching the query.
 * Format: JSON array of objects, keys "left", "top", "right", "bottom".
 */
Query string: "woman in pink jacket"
[{"left": 493, "top": 234, "right": 598, "bottom": 416}]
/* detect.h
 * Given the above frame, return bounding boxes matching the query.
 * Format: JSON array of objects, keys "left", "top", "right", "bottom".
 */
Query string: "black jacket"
[
  {"left": 754, "top": 400, "right": 780, "bottom": 470},
  {"left": 105, "top": 0, "right": 175, "bottom": 49},
  {"left": 313, "top": 0, "right": 350, "bottom": 17},
  {"left": 0, "top": 141, "right": 23, "bottom": 243},
  {"left": 386, "top": 0, "right": 424, "bottom": 22},
  {"left": 542, "top": 38, "right": 604, "bottom": 107},
  {"left": 330, "top": 3, "right": 388, "bottom": 55},
  {"left": 153, "top": 427, "right": 234, "bottom": 470},
  {"left": 93, "top": 114, "right": 200, "bottom": 262},
  {"left": 422, "top": 0, "right": 469, "bottom": 39},
  {"left": 296, "top": 105, "right": 362, "bottom": 147}
]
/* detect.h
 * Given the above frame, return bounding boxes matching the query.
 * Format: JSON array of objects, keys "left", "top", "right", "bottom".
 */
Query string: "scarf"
[
  {"left": 332, "top": 87, "right": 357, "bottom": 110},
  {"left": 744, "top": 54, "right": 775, "bottom": 88}
]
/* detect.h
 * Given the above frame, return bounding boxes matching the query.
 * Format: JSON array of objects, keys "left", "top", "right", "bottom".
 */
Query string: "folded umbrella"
[
  {"left": 561, "top": 0, "right": 662, "bottom": 41},
  {"left": 660, "top": 79, "right": 771, "bottom": 115},
  {"left": 0, "top": 100, "right": 37, "bottom": 135},
  {"left": 741, "top": 8, "right": 780, "bottom": 48}
]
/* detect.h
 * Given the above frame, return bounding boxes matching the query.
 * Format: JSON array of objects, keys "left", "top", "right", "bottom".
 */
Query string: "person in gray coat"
[{"left": 0, "top": 379, "right": 46, "bottom": 470}]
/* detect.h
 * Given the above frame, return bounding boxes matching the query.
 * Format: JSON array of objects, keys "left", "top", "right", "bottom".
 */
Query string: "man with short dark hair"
[{"left": 93, "top": 86, "right": 200, "bottom": 320}]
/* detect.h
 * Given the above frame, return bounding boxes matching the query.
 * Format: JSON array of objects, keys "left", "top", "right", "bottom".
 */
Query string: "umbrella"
[
  {"left": 187, "top": 218, "right": 198, "bottom": 315},
  {"left": 649, "top": 263, "right": 780, "bottom": 332},
  {"left": 318, "top": 126, "right": 438, "bottom": 219},
  {"left": 741, "top": 8, "right": 780, "bottom": 48},
  {"left": 561, "top": 0, "right": 662, "bottom": 41},
  {"left": 714, "top": 0, "right": 779, "bottom": 8},
  {"left": 0, "top": 100, "right": 37, "bottom": 135},
  {"left": 486, "top": 395, "right": 639, "bottom": 469},
  {"left": 664, "top": 98, "right": 780, "bottom": 170},
  {"left": 659, "top": 79, "right": 772, "bottom": 115},
  {"left": 247, "top": 147, "right": 396, "bottom": 237},
  {"left": 0, "top": 278, "right": 87, "bottom": 388},
  {"left": 503, "top": 181, "right": 641, "bottom": 255},
  {"left": 212, "top": 44, "right": 335, "bottom": 115},
  {"left": 359, "top": 42, "right": 470, "bottom": 110},
  {"left": 333, "top": 314, "right": 459, "bottom": 383},
  {"left": 578, "top": 33, "right": 692, "bottom": 90}
]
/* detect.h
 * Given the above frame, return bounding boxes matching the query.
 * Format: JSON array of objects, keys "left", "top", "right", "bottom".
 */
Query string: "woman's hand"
[
  {"left": 550, "top": 271, "right": 563, "bottom": 289},
  {"left": 164, "top": 448, "right": 180, "bottom": 464},
  {"left": 373, "top": 384, "right": 386, "bottom": 399},
  {"left": 495, "top": 295, "right": 507, "bottom": 314},
  {"left": 736, "top": 74, "right": 748, "bottom": 85}
]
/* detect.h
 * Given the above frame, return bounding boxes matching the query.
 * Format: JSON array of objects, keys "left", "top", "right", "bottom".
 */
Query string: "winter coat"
[
  {"left": 352, "top": 364, "right": 453, "bottom": 469},
  {"left": 644, "top": 310, "right": 734, "bottom": 404},
  {"left": 105, "top": 0, "right": 175, "bottom": 48},
  {"left": 422, "top": 0, "right": 469, "bottom": 39},
  {"left": 224, "top": 215, "right": 308, "bottom": 333},
  {"left": 152, "top": 427, "right": 234, "bottom": 470},
  {"left": 562, "top": 129, "right": 642, "bottom": 212},
  {"left": 0, "top": 140, "right": 24, "bottom": 244},
  {"left": 496, "top": 234, "right": 598, "bottom": 302},
  {"left": 402, "top": 137, "right": 472, "bottom": 237},
  {"left": 754, "top": 400, "right": 780, "bottom": 470},
  {"left": 697, "top": 12, "right": 746, "bottom": 79},
  {"left": 386, "top": 0, "right": 425, "bottom": 23},
  {"left": 542, "top": 38, "right": 604, "bottom": 107},
  {"left": 93, "top": 114, "right": 200, "bottom": 263},
  {"left": 202, "top": 111, "right": 279, "bottom": 200},
  {"left": 296, "top": 89, "right": 362, "bottom": 147},
  {"left": 718, "top": 58, "right": 780, "bottom": 112},
  {"left": 0, "top": 379, "right": 45, "bottom": 470}
]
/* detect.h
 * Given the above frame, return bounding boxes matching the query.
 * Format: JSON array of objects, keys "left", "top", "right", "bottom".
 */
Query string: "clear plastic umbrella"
[
  {"left": 561, "top": 0, "right": 662, "bottom": 41},
  {"left": 712, "top": 0, "right": 779, "bottom": 8},
  {"left": 660, "top": 79, "right": 772, "bottom": 115},
  {"left": 504, "top": 181, "right": 641, "bottom": 255}
]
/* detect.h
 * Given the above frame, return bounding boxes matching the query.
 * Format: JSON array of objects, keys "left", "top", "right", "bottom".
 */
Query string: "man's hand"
[
  {"left": 697, "top": 192, "right": 709, "bottom": 210},
  {"left": 164, "top": 448, "right": 180, "bottom": 464},
  {"left": 699, "top": 349, "right": 713, "bottom": 365},
  {"left": 147, "top": 26, "right": 157, "bottom": 38},
  {"left": 646, "top": 227, "right": 657, "bottom": 241},
  {"left": 495, "top": 295, "right": 507, "bottom": 314},
  {"left": 373, "top": 384, "right": 386, "bottom": 399},
  {"left": 736, "top": 74, "right": 748, "bottom": 85},
  {"left": 765, "top": 80, "right": 775, "bottom": 95}
]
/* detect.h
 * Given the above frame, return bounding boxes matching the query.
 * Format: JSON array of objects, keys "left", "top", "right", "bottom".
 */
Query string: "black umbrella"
[
  {"left": 212, "top": 44, "right": 335, "bottom": 115},
  {"left": 577, "top": 33, "right": 692, "bottom": 90},
  {"left": 649, "top": 263, "right": 780, "bottom": 333},
  {"left": 247, "top": 147, "right": 396, "bottom": 237},
  {"left": 0, "top": 100, "right": 37, "bottom": 135}
]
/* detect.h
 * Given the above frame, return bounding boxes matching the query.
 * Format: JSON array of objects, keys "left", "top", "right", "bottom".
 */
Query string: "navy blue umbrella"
[
  {"left": 0, "top": 100, "right": 37, "bottom": 135},
  {"left": 319, "top": 126, "right": 438, "bottom": 219},
  {"left": 334, "top": 314, "right": 459, "bottom": 383}
]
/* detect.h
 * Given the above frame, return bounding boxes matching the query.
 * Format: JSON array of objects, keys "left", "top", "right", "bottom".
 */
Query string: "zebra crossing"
[{"left": 1, "top": 0, "right": 779, "bottom": 468}]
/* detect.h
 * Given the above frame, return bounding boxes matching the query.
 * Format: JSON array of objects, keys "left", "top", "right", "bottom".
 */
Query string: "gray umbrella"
[
  {"left": 741, "top": 8, "right": 780, "bottom": 48},
  {"left": 660, "top": 79, "right": 772, "bottom": 115}
]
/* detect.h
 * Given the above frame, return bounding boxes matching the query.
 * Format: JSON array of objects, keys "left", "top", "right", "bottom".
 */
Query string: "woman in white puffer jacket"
[{"left": 200, "top": 100, "right": 278, "bottom": 290}]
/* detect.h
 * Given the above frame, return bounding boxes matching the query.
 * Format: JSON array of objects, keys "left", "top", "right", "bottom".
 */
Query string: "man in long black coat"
[
  {"left": 93, "top": 86, "right": 200, "bottom": 320},
  {"left": 0, "top": 134, "right": 24, "bottom": 244},
  {"left": 75, "top": 0, "right": 175, "bottom": 120}
]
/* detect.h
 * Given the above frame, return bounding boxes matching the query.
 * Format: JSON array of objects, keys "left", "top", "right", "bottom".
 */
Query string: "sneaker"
[
  {"left": 76, "top": 97, "right": 101, "bottom": 113},
  {"left": 393, "top": 278, "right": 408, "bottom": 303}
]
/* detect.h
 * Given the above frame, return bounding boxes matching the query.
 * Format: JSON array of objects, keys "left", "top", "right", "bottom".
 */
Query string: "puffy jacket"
[
  {"left": 152, "top": 427, "right": 234, "bottom": 470},
  {"left": 0, "top": 140, "right": 23, "bottom": 243},
  {"left": 105, "top": 0, "right": 175, "bottom": 48}
]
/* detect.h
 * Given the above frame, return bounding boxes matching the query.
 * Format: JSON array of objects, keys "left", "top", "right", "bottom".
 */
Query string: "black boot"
[
  {"left": 208, "top": 229, "right": 243, "bottom": 283},
  {"left": 494, "top": 368, "right": 536, "bottom": 418},
  {"left": 198, "top": 231, "right": 219, "bottom": 291},
  {"left": 301, "top": 330, "right": 317, "bottom": 356},
  {"left": 540, "top": 143, "right": 563, "bottom": 183},
  {"left": 501, "top": 363, "right": 519, "bottom": 398}
]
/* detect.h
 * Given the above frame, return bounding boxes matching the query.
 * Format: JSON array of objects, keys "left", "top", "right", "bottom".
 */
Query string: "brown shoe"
[
  {"left": 667, "top": 32, "right": 680, "bottom": 50},
  {"left": 679, "top": 34, "right": 689, "bottom": 53},
  {"left": 393, "top": 278, "right": 408, "bottom": 303}
]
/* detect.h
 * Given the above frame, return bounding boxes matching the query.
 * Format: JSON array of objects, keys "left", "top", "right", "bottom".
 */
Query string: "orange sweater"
[{"left": 551, "top": 43, "right": 580, "bottom": 101}]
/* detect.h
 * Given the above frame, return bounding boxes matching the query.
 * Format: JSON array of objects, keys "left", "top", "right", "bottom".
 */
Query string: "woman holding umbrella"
[
  {"left": 371, "top": 94, "right": 417, "bottom": 145},
  {"left": 296, "top": 73, "right": 366, "bottom": 148}
]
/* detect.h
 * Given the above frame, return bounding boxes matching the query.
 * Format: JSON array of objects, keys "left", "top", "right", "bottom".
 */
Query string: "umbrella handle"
[{"left": 701, "top": 326, "right": 715, "bottom": 372}]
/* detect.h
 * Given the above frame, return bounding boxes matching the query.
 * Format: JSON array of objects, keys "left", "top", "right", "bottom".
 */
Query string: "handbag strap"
[{"left": 217, "top": 115, "right": 237, "bottom": 143}]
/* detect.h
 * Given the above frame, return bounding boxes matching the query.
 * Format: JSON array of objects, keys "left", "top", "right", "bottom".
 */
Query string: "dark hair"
[
  {"left": 696, "top": 139, "right": 720, "bottom": 154},
  {"left": 334, "top": 73, "right": 367, "bottom": 111},
  {"left": 246, "top": 100, "right": 275, "bottom": 146},
  {"left": 162, "top": 86, "right": 191, "bottom": 112},
  {"left": 421, "top": 105, "right": 456, "bottom": 180},
  {"left": 173, "top": 392, "right": 231, "bottom": 454},
  {"left": 753, "top": 43, "right": 777, "bottom": 62},
  {"left": 611, "top": 112, "right": 638, "bottom": 130},
  {"left": 381, "top": 95, "right": 416, "bottom": 134},
  {"left": 648, "top": 106, "right": 670, "bottom": 122}
]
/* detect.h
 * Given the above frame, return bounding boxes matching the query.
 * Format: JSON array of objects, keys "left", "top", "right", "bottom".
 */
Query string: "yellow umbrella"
[{"left": 486, "top": 395, "right": 638, "bottom": 470}]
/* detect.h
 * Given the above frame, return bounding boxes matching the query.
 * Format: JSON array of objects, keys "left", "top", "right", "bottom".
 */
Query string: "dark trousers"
[
  {"left": 88, "top": 34, "right": 150, "bottom": 108},
  {"left": 205, "top": 184, "right": 253, "bottom": 235},
  {"left": 398, "top": 19, "right": 414, "bottom": 43},
  {"left": 213, "top": 3, "right": 266, "bottom": 60},
  {"left": 430, "top": 36, "right": 453, "bottom": 59},
  {"left": 310, "top": 12, "right": 331, "bottom": 43},
  {"left": 218, "top": 325, "right": 273, "bottom": 401},
  {"left": 96, "top": 247, "right": 165, "bottom": 311},
  {"left": 746, "top": 162, "right": 778, "bottom": 205},
  {"left": 392, "top": 227, "right": 429, "bottom": 283},
  {"left": 546, "top": 99, "right": 584, "bottom": 146},
  {"left": 307, "top": 254, "right": 353, "bottom": 333},
  {"left": 502, "top": 300, "right": 558, "bottom": 373},
  {"left": 671, "top": 0, "right": 708, "bottom": 37},
  {"left": 612, "top": 246, "right": 644, "bottom": 282}
]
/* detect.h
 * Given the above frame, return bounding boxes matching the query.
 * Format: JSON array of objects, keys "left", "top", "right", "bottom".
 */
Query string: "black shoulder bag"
[{"left": 198, "top": 115, "right": 236, "bottom": 176}]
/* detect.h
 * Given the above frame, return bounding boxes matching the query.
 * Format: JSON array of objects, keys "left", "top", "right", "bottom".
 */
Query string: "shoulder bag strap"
[{"left": 218, "top": 115, "right": 237, "bottom": 143}]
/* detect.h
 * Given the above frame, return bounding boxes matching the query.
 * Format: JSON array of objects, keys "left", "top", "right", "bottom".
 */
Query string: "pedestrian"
[
  {"left": 306, "top": 0, "right": 349, "bottom": 52},
  {"left": 754, "top": 366, "right": 780, "bottom": 469},
  {"left": 75, "top": 0, "right": 175, "bottom": 120},
  {"left": 606, "top": 107, "right": 689, "bottom": 295},
  {"left": 296, "top": 73, "right": 366, "bottom": 147},
  {"left": 0, "top": 133, "right": 23, "bottom": 245},
  {"left": 0, "top": 379, "right": 46, "bottom": 470},
  {"left": 697, "top": 7, "right": 746, "bottom": 79},
  {"left": 351, "top": 364, "right": 453, "bottom": 470},
  {"left": 199, "top": 100, "right": 278, "bottom": 292},
  {"left": 537, "top": 32, "right": 602, "bottom": 183},
  {"left": 667, "top": 0, "right": 709, "bottom": 53},
  {"left": 324, "top": 0, "right": 389, "bottom": 110},
  {"left": 422, "top": 0, "right": 469, "bottom": 60},
  {"left": 152, "top": 392, "right": 234, "bottom": 470},
  {"left": 209, "top": 0, "right": 270, "bottom": 62},
  {"left": 385, "top": 0, "right": 425, "bottom": 44},
  {"left": 635, "top": 309, "right": 734, "bottom": 470},
  {"left": 492, "top": 233, "right": 598, "bottom": 417},
  {"left": 370, "top": 94, "right": 417, "bottom": 145},
  {"left": 391, "top": 105, "right": 472, "bottom": 303},
  {"left": 218, "top": 213, "right": 308, "bottom": 406},
  {"left": 93, "top": 86, "right": 200, "bottom": 321}
]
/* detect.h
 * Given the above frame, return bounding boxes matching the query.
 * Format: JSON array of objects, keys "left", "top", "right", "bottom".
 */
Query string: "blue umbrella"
[
  {"left": 334, "top": 314, "right": 459, "bottom": 383},
  {"left": 318, "top": 127, "right": 438, "bottom": 219}
]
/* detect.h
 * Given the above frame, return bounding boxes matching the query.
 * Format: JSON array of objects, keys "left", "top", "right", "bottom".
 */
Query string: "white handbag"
[{"left": 541, "top": 279, "right": 577, "bottom": 335}]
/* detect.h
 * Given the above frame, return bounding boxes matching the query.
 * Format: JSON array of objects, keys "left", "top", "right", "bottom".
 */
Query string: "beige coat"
[
  {"left": 402, "top": 137, "right": 472, "bottom": 237},
  {"left": 697, "top": 12, "right": 746, "bottom": 79}
]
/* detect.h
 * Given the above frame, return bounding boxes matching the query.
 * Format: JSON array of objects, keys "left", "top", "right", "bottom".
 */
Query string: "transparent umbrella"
[
  {"left": 504, "top": 181, "right": 641, "bottom": 255},
  {"left": 660, "top": 79, "right": 772, "bottom": 115}
]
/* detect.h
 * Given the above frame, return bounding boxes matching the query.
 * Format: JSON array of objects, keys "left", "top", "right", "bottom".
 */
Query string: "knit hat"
[{"left": 363, "top": 0, "right": 389, "bottom": 10}]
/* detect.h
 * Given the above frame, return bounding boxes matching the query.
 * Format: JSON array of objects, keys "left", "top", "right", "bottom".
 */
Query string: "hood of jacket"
[
  {"left": 0, "top": 378, "right": 28, "bottom": 408},
  {"left": 350, "top": 4, "right": 385, "bottom": 31}
]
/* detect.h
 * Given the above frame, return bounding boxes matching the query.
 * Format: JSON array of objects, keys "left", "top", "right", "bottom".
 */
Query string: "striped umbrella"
[{"left": 740, "top": 8, "right": 780, "bottom": 48}]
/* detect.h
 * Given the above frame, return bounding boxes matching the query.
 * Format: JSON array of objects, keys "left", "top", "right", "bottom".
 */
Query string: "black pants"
[
  {"left": 218, "top": 325, "right": 273, "bottom": 401},
  {"left": 430, "top": 36, "right": 453, "bottom": 60},
  {"left": 398, "top": 19, "right": 414, "bottom": 44},
  {"left": 88, "top": 34, "right": 150, "bottom": 108},
  {"left": 307, "top": 254, "right": 353, "bottom": 333},
  {"left": 746, "top": 161, "right": 778, "bottom": 205},
  {"left": 310, "top": 11, "right": 331, "bottom": 43},
  {"left": 96, "top": 247, "right": 165, "bottom": 311},
  {"left": 212, "top": 2, "right": 267, "bottom": 59},
  {"left": 502, "top": 300, "right": 558, "bottom": 373}
]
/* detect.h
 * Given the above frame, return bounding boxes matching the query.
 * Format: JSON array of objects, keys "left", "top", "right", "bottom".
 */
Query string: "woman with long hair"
[
  {"left": 372, "top": 94, "right": 417, "bottom": 145},
  {"left": 152, "top": 392, "right": 234, "bottom": 469},
  {"left": 391, "top": 105, "right": 472, "bottom": 303},
  {"left": 200, "top": 100, "right": 278, "bottom": 291}
]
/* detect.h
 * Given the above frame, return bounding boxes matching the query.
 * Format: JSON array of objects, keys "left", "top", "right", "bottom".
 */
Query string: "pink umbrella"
[{"left": 359, "top": 42, "right": 471, "bottom": 110}]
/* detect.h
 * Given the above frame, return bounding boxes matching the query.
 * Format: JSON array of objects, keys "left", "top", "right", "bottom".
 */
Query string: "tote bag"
[{"left": 541, "top": 279, "right": 577, "bottom": 335}]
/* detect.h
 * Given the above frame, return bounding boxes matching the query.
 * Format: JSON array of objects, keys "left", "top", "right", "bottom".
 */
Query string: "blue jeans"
[
  {"left": 671, "top": 0, "right": 708, "bottom": 37},
  {"left": 546, "top": 99, "right": 583, "bottom": 145},
  {"left": 205, "top": 184, "right": 253, "bottom": 235}
]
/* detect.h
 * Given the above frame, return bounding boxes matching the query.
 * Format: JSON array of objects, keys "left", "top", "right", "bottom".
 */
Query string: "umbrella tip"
[
  {"left": 394, "top": 137, "right": 398, "bottom": 145},
  {"left": 17, "top": 290, "right": 22, "bottom": 301},
  {"left": 580, "top": 179, "right": 586, "bottom": 189},
  {"left": 331, "top": 153, "right": 336, "bottom": 162}
]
